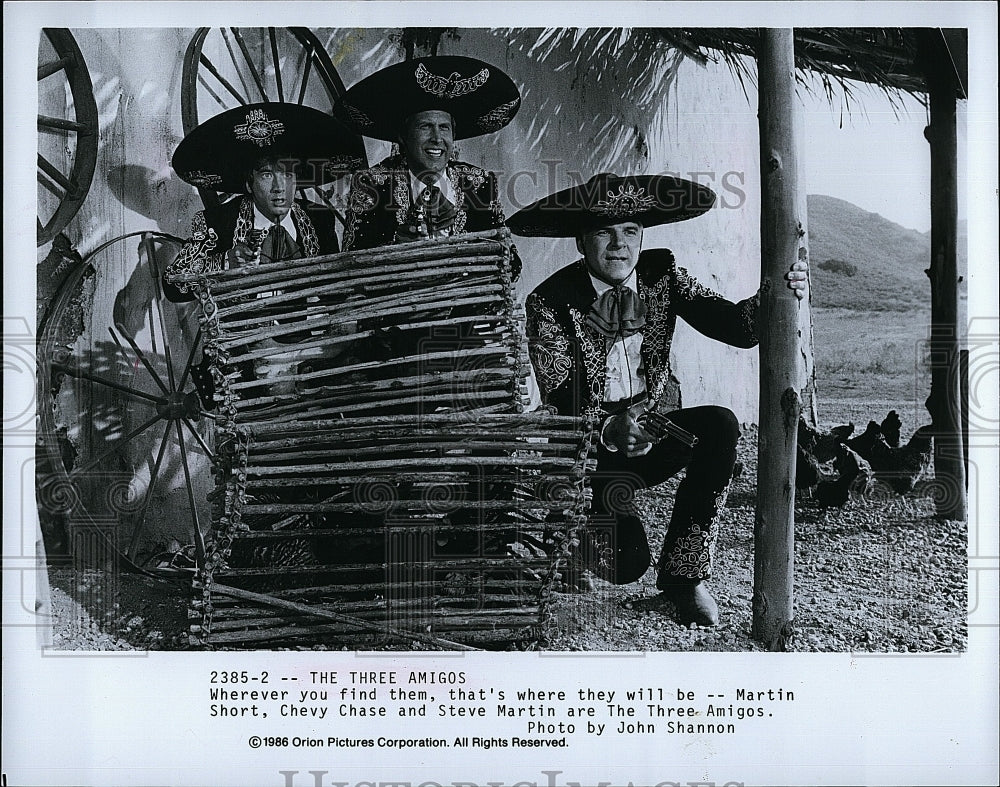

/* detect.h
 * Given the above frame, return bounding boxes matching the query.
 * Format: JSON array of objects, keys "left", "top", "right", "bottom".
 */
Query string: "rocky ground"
[
  {"left": 540, "top": 402, "right": 967, "bottom": 653},
  {"left": 47, "top": 568, "right": 193, "bottom": 651},
  {"left": 45, "top": 397, "right": 967, "bottom": 654}
]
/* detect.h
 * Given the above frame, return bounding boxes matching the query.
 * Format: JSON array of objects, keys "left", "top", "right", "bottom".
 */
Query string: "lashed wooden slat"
[
  {"left": 192, "top": 577, "right": 541, "bottom": 602},
  {"left": 184, "top": 230, "right": 592, "bottom": 649},
  {"left": 198, "top": 623, "right": 532, "bottom": 647},
  {"left": 213, "top": 556, "right": 552, "bottom": 577},
  {"left": 238, "top": 500, "right": 573, "bottom": 515},
  {"left": 206, "top": 581, "right": 479, "bottom": 650}
]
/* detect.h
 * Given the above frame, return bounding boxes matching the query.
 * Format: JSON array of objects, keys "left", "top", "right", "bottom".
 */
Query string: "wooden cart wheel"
[
  {"left": 37, "top": 231, "right": 216, "bottom": 570},
  {"left": 37, "top": 28, "right": 99, "bottom": 247},
  {"left": 181, "top": 27, "right": 363, "bottom": 208}
]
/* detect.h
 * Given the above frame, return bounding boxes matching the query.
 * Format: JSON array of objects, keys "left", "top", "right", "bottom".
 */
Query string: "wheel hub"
[{"left": 157, "top": 390, "right": 202, "bottom": 421}]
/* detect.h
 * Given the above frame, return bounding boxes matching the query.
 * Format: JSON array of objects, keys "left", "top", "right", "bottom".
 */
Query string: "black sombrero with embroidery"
[
  {"left": 508, "top": 173, "right": 717, "bottom": 237},
  {"left": 172, "top": 102, "right": 367, "bottom": 193},
  {"left": 332, "top": 56, "right": 521, "bottom": 141}
]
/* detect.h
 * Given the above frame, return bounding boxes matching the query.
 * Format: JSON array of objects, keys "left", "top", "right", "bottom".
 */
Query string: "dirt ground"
[
  {"left": 45, "top": 395, "right": 967, "bottom": 653},
  {"left": 541, "top": 407, "right": 967, "bottom": 653}
]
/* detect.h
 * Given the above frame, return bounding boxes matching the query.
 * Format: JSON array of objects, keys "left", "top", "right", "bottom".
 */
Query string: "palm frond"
[
  {"left": 517, "top": 27, "right": 933, "bottom": 106},
  {"left": 503, "top": 28, "right": 690, "bottom": 174}
]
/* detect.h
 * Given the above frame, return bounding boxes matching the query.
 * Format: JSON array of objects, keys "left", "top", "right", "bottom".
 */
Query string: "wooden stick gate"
[{"left": 169, "top": 228, "right": 595, "bottom": 649}]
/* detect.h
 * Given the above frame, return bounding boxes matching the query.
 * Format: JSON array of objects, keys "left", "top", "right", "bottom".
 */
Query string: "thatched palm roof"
[
  {"left": 656, "top": 28, "right": 967, "bottom": 100},
  {"left": 500, "top": 27, "right": 966, "bottom": 166},
  {"left": 406, "top": 27, "right": 967, "bottom": 103},
  {"left": 333, "top": 27, "right": 966, "bottom": 175}
]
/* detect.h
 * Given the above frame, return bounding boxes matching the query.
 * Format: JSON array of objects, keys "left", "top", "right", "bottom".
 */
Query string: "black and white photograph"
[{"left": 4, "top": 2, "right": 998, "bottom": 786}]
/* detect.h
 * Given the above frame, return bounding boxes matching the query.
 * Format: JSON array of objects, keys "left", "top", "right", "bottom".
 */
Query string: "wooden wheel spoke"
[
  {"left": 38, "top": 56, "right": 72, "bottom": 80},
  {"left": 182, "top": 417, "right": 216, "bottom": 462},
  {"left": 110, "top": 325, "right": 171, "bottom": 395},
  {"left": 125, "top": 423, "right": 173, "bottom": 559},
  {"left": 198, "top": 51, "right": 247, "bottom": 105},
  {"left": 69, "top": 411, "right": 164, "bottom": 479},
  {"left": 295, "top": 45, "right": 314, "bottom": 105},
  {"left": 143, "top": 234, "right": 177, "bottom": 390},
  {"left": 108, "top": 324, "right": 136, "bottom": 369},
  {"left": 230, "top": 27, "right": 269, "bottom": 102},
  {"left": 220, "top": 28, "right": 257, "bottom": 107},
  {"left": 268, "top": 27, "right": 284, "bottom": 103},
  {"left": 52, "top": 361, "right": 167, "bottom": 405},
  {"left": 38, "top": 114, "right": 88, "bottom": 133},
  {"left": 178, "top": 327, "right": 203, "bottom": 391},
  {"left": 37, "top": 29, "right": 98, "bottom": 246},
  {"left": 37, "top": 153, "right": 76, "bottom": 194},
  {"left": 285, "top": 39, "right": 307, "bottom": 102},
  {"left": 175, "top": 421, "right": 206, "bottom": 566},
  {"left": 38, "top": 172, "right": 67, "bottom": 200},
  {"left": 196, "top": 72, "right": 232, "bottom": 111}
]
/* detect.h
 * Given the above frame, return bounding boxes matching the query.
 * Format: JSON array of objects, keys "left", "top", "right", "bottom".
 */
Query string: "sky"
[{"left": 799, "top": 83, "right": 962, "bottom": 234}]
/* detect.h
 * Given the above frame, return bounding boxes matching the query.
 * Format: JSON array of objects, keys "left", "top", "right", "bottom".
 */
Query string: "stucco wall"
[
  {"left": 327, "top": 27, "right": 764, "bottom": 418},
  {"left": 41, "top": 27, "right": 767, "bottom": 552},
  {"left": 42, "top": 28, "right": 214, "bottom": 552}
]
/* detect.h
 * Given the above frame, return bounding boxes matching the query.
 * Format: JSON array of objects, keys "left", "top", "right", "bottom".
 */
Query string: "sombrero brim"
[
  {"left": 333, "top": 56, "right": 521, "bottom": 142},
  {"left": 508, "top": 174, "right": 717, "bottom": 237},
  {"left": 172, "top": 102, "right": 368, "bottom": 193}
]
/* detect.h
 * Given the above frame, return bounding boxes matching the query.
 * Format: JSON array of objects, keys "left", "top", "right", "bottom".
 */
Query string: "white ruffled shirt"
[{"left": 588, "top": 270, "right": 647, "bottom": 403}]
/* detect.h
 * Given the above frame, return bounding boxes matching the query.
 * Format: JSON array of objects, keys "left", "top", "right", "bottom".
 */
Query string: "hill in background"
[
  {"left": 806, "top": 194, "right": 967, "bottom": 402},
  {"left": 807, "top": 194, "right": 968, "bottom": 313},
  {"left": 810, "top": 195, "right": 921, "bottom": 312}
]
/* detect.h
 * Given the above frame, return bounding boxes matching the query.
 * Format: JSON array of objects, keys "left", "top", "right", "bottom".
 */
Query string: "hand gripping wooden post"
[{"left": 753, "top": 28, "right": 807, "bottom": 649}]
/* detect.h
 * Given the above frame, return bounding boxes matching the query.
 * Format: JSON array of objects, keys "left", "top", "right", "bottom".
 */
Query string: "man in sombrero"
[
  {"left": 511, "top": 173, "right": 808, "bottom": 627},
  {"left": 333, "top": 56, "right": 521, "bottom": 252},
  {"left": 165, "top": 102, "right": 367, "bottom": 400},
  {"left": 166, "top": 101, "right": 365, "bottom": 301}
]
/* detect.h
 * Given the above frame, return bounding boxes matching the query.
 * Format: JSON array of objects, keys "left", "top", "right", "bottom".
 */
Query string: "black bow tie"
[
  {"left": 262, "top": 223, "right": 297, "bottom": 264},
  {"left": 585, "top": 284, "right": 647, "bottom": 339}
]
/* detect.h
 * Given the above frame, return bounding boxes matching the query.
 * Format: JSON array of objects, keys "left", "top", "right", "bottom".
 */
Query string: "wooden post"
[
  {"left": 753, "top": 28, "right": 804, "bottom": 649},
  {"left": 922, "top": 31, "right": 968, "bottom": 520}
]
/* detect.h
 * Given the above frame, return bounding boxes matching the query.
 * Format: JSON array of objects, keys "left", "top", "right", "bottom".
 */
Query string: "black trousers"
[{"left": 586, "top": 405, "right": 740, "bottom": 585}]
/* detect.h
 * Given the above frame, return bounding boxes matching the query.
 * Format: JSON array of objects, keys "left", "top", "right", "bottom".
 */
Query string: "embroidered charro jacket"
[
  {"left": 342, "top": 154, "right": 508, "bottom": 252},
  {"left": 526, "top": 248, "right": 760, "bottom": 419},
  {"left": 164, "top": 195, "right": 339, "bottom": 302}
]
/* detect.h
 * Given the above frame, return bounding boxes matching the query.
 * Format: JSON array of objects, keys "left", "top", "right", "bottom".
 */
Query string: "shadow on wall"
[
  {"left": 44, "top": 336, "right": 213, "bottom": 565},
  {"left": 106, "top": 164, "right": 199, "bottom": 230},
  {"left": 79, "top": 26, "right": 198, "bottom": 239},
  {"left": 316, "top": 27, "right": 681, "bottom": 188},
  {"left": 111, "top": 233, "right": 200, "bottom": 348},
  {"left": 39, "top": 232, "right": 212, "bottom": 564}
]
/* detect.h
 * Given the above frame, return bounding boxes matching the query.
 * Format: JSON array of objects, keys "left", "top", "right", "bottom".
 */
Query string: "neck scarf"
[{"left": 585, "top": 284, "right": 647, "bottom": 339}]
